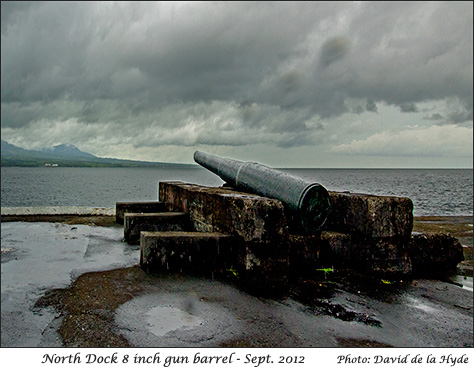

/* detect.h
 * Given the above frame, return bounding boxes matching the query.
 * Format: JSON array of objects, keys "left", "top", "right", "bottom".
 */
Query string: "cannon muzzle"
[{"left": 194, "top": 151, "right": 331, "bottom": 233}]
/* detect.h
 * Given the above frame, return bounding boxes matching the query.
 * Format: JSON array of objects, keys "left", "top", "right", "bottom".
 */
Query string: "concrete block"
[
  {"left": 321, "top": 191, "right": 414, "bottom": 276},
  {"left": 116, "top": 201, "right": 167, "bottom": 224},
  {"left": 288, "top": 232, "right": 351, "bottom": 276},
  {"left": 324, "top": 191, "right": 413, "bottom": 238},
  {"left": 158, "top": 182, "right": 290, "bottom": 289},
  {"left": 157, "top": 182, "right": 415, "bottom": 279},
  {"left": 408, "top": 233, "right": 464, "bottom": 276},
  {"left": 140, "top": 231, "right": 237, "bottom": 277},
  {"left": 320, "top": 231, "right": 353, "bottom": 263},
  {"left": 349, "top": 237, "right": 412, "bottom": 277},
  {"left": 241, "top": 240, "right": 290, "bottom": 290},
  {"left": 289, "top": 231, "right": 412, "bottom": 277},
  {"left": 124, "top": 212, "right": 191, "bottom": 244},
  {"left": 158, "top": 182, "right": 288, "bottom": 242}
]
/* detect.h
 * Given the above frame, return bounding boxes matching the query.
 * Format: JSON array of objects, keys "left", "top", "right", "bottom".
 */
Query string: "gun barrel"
[{"left": 194, "top": 151, "right": 331, "bottom": 233}]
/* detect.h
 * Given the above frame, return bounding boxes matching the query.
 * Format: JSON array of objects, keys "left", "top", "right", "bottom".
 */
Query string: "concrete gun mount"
[
  {"left": 194, "top": 151, "right": 331, "bottom": 234},
  {"left": 116, "top": 181, "right": 464, "bottom": 293}
]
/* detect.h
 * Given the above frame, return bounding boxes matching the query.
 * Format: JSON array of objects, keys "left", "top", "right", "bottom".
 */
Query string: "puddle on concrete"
[
  {"left": 114, "top": 290, "right": 243, "bottom": 347},
  {"left": 146, "top": 305, "right": 203, "bottom": 336}
]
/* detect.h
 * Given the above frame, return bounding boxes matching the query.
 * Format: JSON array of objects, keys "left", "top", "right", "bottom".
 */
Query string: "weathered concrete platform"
[
  {"left": 1, "top": 211, "right": 471, "bottom": 347},
  {"left": 124, "top": 212, "right": 191, "bottom": 244}
]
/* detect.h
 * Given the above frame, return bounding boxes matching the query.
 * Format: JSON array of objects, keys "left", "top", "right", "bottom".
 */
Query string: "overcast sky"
[{"left": 1, "top": 1, "right": 472, "bottom": 167}]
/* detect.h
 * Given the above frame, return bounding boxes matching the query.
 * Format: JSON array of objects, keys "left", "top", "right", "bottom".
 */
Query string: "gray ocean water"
[{"left": 1, "top": 167, "right": 472, "bottom": 216}]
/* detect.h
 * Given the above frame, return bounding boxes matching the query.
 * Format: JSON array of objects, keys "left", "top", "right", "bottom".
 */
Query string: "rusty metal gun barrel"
[{"left": 193, "top": 151, "right": 331, "bottom": 233}]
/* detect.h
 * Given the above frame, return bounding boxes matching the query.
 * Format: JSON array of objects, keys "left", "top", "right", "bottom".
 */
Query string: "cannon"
[{"left": 193, "top": 151, "right": 331, "bottom": 233}]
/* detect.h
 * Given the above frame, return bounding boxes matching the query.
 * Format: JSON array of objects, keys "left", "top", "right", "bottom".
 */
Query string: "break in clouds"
[{"left": 1, "top": 1, "right": 472, "bottom": 166}]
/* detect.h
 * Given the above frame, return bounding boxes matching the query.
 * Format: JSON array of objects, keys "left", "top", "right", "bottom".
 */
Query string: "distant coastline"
[
  {"left": 1, "top": 140, "right": 194, "bottom": 168},
  {"left": 0, "top": 157, "right": 196, "bottom": 168}
]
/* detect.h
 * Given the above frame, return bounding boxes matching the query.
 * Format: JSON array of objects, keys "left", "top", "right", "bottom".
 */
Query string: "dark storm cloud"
[
  {"left": 425, "top": 113, "right": 444, "bottom": 121},
  {"left": 366, "top": 100, "right": 378, "bottom": 113},
  {"left": 1, "top": 1, "right": 472, "bottom": 158},
  {"left": 2, "top": 2, "right": 322, "bottom": 130},
  {"left": 345, "top": 1, "right": 473, "bottom": 117},
  {"left": 399, "top": 103, "right": 418, "bottom": 113},
  {"left": 318, "top": 36, "right": 351, "bottom": 68}
]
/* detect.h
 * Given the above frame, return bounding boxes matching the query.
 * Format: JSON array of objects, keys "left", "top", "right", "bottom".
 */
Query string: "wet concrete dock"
[{"left": 1, "top": 207, "right": 473, "bottom": 347}]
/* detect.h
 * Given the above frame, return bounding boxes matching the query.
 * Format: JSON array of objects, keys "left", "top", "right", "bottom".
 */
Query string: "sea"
[{"left": 1, "top": 167, "right": 472, "bottom": 217}]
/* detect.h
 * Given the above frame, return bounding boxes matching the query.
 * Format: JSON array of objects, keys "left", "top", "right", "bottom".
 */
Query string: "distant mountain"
[
  {"left": 1, "top": 140, "right": 48, "bottom": 159},
  {"left": 1, "top": 140, "right": 194, "bottom": 168},
  {"left": 1, "top": 140, "right": 31, "bottom": 156},
  {"left": 2, "top": 140, "right": 95, "bottom": 159},
  {"left": 41, "top": 144, "right": 97, "bottom": 159}
]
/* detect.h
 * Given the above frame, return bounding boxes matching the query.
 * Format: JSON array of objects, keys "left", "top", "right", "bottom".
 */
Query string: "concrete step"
[
  {"left": 116, "top": 201, "right": 167, "bottom": 224},
  {"left": 140, "top": 231, "right": 237, "bottom": 277},
  {"left": 124, "top": 212, "right": 191, "bottom": 244}
]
